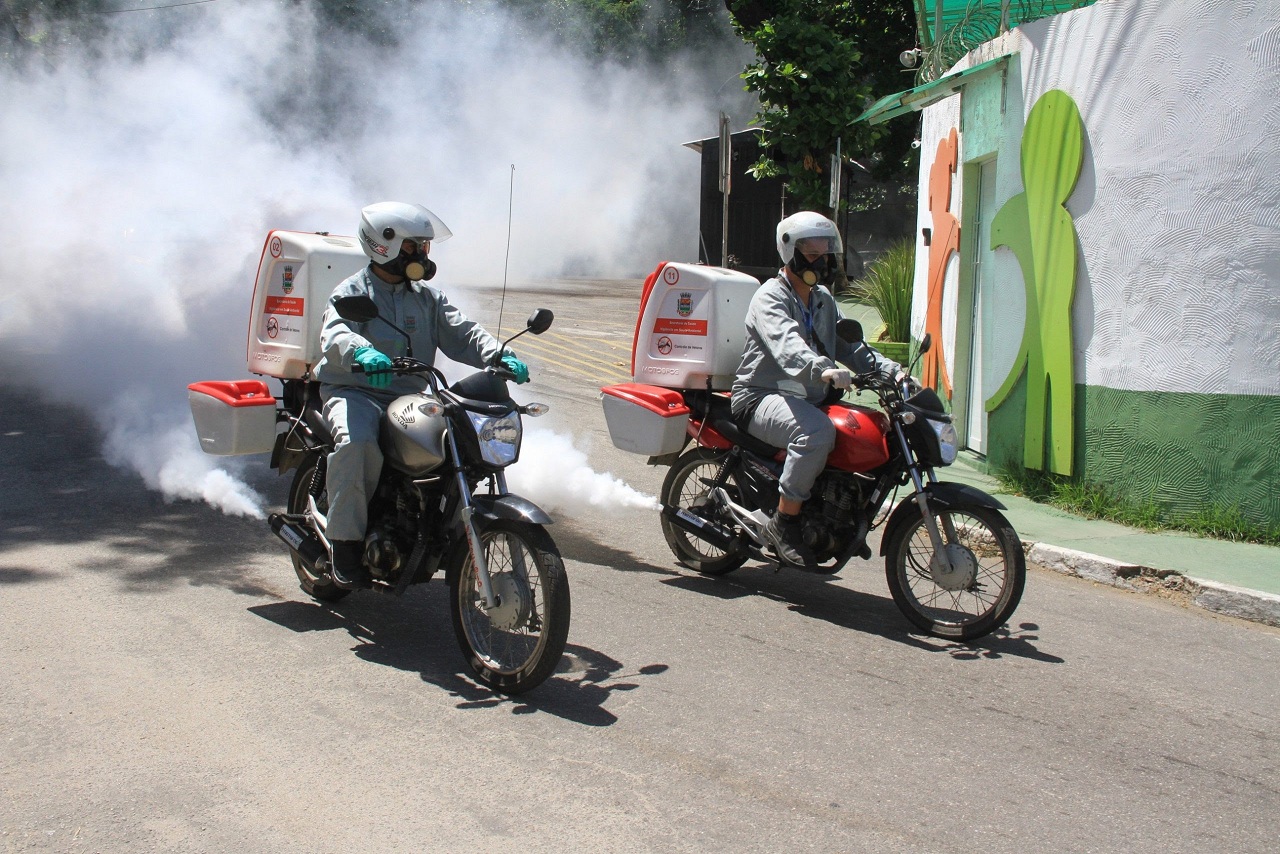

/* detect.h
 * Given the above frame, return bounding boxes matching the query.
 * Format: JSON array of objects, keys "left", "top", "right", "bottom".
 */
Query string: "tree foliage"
[
  {"left": 3, "top": 1, "right": 734, "bottom": 66},
  {"left": 725, "top": 1, "right": 919, "bottom": 214}
]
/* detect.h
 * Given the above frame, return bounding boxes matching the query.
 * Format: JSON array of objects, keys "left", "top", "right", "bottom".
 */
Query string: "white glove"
[{"left": 822, "top": 368, "right": 852, "bottom": 390}]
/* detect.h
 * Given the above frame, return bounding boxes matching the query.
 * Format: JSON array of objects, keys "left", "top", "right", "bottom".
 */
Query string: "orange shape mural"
[{"left": 924, "top": 128, "right": 960, "bottom": 399}]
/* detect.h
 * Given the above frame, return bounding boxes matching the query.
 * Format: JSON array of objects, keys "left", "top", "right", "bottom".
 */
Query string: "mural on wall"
[
  {"left": 985, "top": 89, "right": 1084, "bottom": 476},
  {"left": 924, "top": 128, "right": 960, "bottom": 400}
]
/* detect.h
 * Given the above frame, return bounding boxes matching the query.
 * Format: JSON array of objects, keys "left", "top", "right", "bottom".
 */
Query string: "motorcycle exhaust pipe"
[
  {"left": 661, "top": 504, "right": 738, "bottom": 551},
  {"left": 269, "top": 512, "right": 326, "bottom": 567}
]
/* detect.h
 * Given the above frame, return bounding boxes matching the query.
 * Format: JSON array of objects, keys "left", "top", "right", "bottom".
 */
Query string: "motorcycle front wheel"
[
  {"left": 449, "top": 519, "right": 570, "bottom": 695},
  {"left": 884, "top": 501, "right": 1025, "bottom": 640},
  {"left": 287, "top": 454, "right": 350, "bottom": 603},
  {"left": 659, "top": 447, "right": 748, "bottom": 576}
]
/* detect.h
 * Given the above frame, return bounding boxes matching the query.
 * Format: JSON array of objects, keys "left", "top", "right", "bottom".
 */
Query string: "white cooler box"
[
  {"left": 188, "top": 380, "right": 278, "bottom": 455},
  {"left": 601, "top": 383, "right": 690, "bottom": 456}
]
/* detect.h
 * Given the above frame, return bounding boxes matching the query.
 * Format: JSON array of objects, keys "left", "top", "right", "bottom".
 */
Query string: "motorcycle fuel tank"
[
  {"left": 824, "top": 404, "right": 892, "bottom": 472},
  {"left": 380, "top": 394, "right": 448, "bottom": 476}
]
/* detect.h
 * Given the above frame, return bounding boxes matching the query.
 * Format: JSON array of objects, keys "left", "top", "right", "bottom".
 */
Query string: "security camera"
[
  {"left": 910, "top": 139, "right": 921, "bottom": 149},
  {"left": 900, "top": 48, "right": 921, "bottom": 69}
]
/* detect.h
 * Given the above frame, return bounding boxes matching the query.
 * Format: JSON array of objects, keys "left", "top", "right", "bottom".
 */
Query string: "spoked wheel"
[
  {"left": 287, "top": 454, "right": 349, "bottom": 603},
  {"left": 449, "top": 519, "right": 570, "bottom": 695},
  {"left": 659, "top": 447, "right": 748, "bottom": 576},
  {"left": 885, "top": 501, "right": 1025, "bottom": 640}
]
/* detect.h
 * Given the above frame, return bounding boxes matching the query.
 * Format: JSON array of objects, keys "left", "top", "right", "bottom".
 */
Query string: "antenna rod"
[{"left": 497, "top": 164, "right": 515, "bottom": 337}]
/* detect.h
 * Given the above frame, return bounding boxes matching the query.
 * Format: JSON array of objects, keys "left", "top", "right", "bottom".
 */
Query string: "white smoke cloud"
[
  {"left": 0, "top": 0, "right": 754, "bottom": 517},
  {"left": 508, "top": 427, "right": 659, "bottom": 515}
]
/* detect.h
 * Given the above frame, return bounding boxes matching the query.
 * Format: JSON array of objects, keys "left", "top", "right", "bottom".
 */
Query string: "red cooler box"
[
  {"left": 600, "top": 383, "right": 690, "bottom": 456},
  {"left": 187, "top": 380, "right": 278, "bottom": 455}
]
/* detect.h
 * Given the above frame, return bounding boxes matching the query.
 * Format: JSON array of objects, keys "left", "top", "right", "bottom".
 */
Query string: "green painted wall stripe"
[{"left": 988, "top": 380, "right": 1280, "bottom": 527}]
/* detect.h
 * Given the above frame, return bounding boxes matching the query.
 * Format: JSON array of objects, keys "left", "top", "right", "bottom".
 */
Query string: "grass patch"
[{"left": 993, "top": 465, "right": 1280, "bottom": 547}]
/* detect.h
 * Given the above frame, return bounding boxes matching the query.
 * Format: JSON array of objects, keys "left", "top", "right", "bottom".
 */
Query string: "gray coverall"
[
  {"left": 314, "top": 267, "right": 503, "bottom": 541},
  {"left": 731, "top": 273, "right": 897, "bottom": 504}
]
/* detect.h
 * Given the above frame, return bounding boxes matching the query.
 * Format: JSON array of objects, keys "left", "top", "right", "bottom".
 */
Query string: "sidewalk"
[{"left": 943, "top": 454, "right": 1280, "bottom": 628}]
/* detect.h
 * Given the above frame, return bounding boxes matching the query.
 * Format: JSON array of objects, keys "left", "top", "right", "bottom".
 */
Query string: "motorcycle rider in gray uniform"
[
  {"left": 314, "top": 201, "right": 529, "bottom": 589},
  {"left": 732, "top": 211, "right": 900, "bottom": 568}
]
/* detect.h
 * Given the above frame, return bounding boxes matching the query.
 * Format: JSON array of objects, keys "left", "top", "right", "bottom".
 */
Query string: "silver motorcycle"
[{"left": 268, "top": 295, "right": 569, "bottom": 693}]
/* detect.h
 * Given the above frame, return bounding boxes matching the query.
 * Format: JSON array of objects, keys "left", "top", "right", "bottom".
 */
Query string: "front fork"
[
  {"left": 449, "top": 430, "right": 499, "bottom": 611},
  {"left": 891, "top": 421, "right": 956, "bottom": 574}
]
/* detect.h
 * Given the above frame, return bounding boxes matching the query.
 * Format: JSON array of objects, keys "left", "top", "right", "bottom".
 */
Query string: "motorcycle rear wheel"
[
  {"left": 659, "top": 447, "right": 748, "bottom": 576},
  {"left": 449, "top": 519, "right": 570, "bottom": 695},
  {"left": 884, "top": 502, "right": 1025, "bottom": 640},
  {"left": 287, "top": 454, "right": 350, "bottom": 603}
]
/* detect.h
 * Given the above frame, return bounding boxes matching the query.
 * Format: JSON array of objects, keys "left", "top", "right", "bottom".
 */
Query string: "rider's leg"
[
  {"left": 321, "top": 387, "right": 386, "bottom": 588},
  {"left": 747, "top": 395, "right": 835, "bottom": 565}
]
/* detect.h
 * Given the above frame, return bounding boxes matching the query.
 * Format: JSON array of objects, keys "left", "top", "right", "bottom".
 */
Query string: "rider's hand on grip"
[
  {"left": 822, "top": 368, "right": 852, "bottom": 390},
  {"left": 353, "top": 346, "right": 393, "bottom": 389},
  {"left": 500, "top": 353, "right": 530, "bottom": 384}
]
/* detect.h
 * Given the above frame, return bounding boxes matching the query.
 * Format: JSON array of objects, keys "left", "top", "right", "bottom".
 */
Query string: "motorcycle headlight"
[
  {"left": 929, "top": 418, "right": 958, "bottom": 465},
  {"left": 467, "top": 410, "right": 522, "bottom": 466}
]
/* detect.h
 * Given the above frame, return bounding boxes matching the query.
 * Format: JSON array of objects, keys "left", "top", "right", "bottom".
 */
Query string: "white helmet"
[
  {"left": 777, "top": 211, "right": 842, "bottom": 287},
  {"left": 357, "top": 201, "right": 452, "bottom": 264},
  {"left": 776, "top": 211, "right": 842, "bottom": 265}
]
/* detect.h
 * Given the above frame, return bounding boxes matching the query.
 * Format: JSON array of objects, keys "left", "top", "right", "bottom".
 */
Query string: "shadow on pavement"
[
  {"left": 681, "top": 566, "right": 1064, "bottom": 663},
  {"left": 553, "top": 525, "right": 682, "bottom": 578},
  {"left": 0, "top": 387, "right": 285, "bottom": 596},
  {"left": 564, "top": 531, "right": 1066, "bottom": 664},
  {"left": 249, "top": 586, "right": 669, "bottom": 727}
]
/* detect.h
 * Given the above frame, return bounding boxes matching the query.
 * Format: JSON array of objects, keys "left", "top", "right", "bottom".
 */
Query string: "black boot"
[
  {"left": 762, "top": 511, "right": 815, "bottom": 568},
  {"left": 329, "top": 539, "right": 369, "bottom": 590}
]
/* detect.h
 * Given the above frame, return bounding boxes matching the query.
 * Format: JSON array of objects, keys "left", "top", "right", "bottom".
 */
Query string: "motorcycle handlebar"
[{"left": 351, "top": 357, "right": 443, "bottom": 386}]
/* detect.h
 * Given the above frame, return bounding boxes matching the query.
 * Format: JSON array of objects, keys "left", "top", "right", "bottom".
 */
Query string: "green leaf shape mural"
[{"left": 986, "top": 89, "right": 1084, "bottom": 476}]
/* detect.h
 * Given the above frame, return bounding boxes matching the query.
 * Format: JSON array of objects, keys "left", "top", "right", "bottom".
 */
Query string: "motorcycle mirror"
[
  {"left": 334, "top": 294, "right": 414, "bottom": 357},
  {"left": 918, "top": 333, "right": 932, "bottom": 355},
  {"left": 836, "top": 318, "right": 864, "bottom": 344},
  {"left": 333, "top": 295, "right": 379, "bottom": 323},
  {"left": 526, "top": 309, "right": 554, "bottom": 335}
]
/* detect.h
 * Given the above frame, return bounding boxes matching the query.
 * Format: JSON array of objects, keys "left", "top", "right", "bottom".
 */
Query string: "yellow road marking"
[
  {"left": 542, "top": 328, "right": 633, "bottom": 353},
  {"left": 517, "top": 336, "right": 631, "bottom": 384},
  {"left": 518, "top": 335, "right": 631, "bottom": 375}
]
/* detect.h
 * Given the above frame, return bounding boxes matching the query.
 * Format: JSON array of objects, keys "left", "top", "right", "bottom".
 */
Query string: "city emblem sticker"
[
  {"left": 282, "top": 265, "right": 294, "bottom": 294},
  {"left": 677, "top": 292, "right": 693, "bottom": 317}
]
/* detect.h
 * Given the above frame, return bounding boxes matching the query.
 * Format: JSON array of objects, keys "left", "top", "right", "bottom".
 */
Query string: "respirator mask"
[
  {"left": 788, "top": 252, "right": 831, "bottom": 287},
  {"left": 379, "top": 238, "right": 437, "bottom": 282}
]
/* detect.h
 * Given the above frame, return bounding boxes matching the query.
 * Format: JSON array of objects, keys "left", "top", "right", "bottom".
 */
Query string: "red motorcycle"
[{"left": 603, "top": 323, "right": 1024, "bottom": 641}]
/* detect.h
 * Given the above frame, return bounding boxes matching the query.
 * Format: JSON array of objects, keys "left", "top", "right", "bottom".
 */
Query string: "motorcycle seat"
[
  {"left": 303, "top": 396, "right": 335, "bottom": 443},
  {"left": 712, "top": 416, "right": 782, "bottom": 458},
  {"left": 685, "top": 389, "right": 783, "bottom": 458}
]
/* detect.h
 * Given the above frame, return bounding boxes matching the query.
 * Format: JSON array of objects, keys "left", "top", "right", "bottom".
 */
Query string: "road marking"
[{"left": 517, "top": 335, "right": 631, "bottom": 384}]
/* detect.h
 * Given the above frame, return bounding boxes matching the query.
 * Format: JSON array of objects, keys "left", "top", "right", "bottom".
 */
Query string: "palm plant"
[{"left": 856, "top": 239, "right": 915, "bottom": 342}]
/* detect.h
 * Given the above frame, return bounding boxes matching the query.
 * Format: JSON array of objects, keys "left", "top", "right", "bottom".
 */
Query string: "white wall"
[{"left": 916, "top": 0, "right": 1280, "bottom": 398}]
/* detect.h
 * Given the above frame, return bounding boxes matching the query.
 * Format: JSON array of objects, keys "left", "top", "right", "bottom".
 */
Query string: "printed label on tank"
[{"left": 264, "top": 296, "right": 305, "bottom": 316}]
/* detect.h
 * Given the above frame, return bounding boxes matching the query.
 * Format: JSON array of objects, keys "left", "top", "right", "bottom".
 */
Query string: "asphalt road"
[{"left": 1, "top": 278, "right": 1278, "bottom": 853}]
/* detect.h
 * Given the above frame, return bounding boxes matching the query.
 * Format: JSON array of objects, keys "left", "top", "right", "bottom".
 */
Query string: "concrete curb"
[{"left": 1024, "top": 542, "right": 1280, "bottom": 629}]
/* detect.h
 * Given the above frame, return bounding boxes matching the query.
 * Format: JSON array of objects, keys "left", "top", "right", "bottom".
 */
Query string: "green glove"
[
  {"left": 500, "top": 353, "right": 529, "bottom": 384},
  {"left": 353, "top": 346, "right": 393, "bottom": 389}
]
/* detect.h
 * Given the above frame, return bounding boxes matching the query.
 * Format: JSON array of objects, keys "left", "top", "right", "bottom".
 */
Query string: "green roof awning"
[{"left": 855, "top": 54, "right": 1010, "bottom": 125}]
